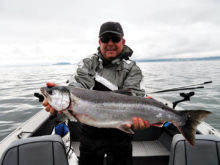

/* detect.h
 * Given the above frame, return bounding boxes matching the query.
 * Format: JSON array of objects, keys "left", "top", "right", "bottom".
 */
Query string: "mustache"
[{"left": 105, "top": 46, "right": 117, "bottom": 51}]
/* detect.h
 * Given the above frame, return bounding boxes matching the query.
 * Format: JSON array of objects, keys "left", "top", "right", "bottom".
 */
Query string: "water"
[{"left": 0, "top": 61, "right": 219, "bottom": 141}]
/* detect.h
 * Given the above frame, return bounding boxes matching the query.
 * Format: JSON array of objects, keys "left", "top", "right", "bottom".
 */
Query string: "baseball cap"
[{"left": 99, "top": 22, "right": 124, "bottom": 37}]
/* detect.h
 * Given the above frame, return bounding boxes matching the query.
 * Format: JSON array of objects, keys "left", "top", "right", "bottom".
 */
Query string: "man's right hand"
[{"left": 42, "top": 82, "right": 62, "bottom": 115}]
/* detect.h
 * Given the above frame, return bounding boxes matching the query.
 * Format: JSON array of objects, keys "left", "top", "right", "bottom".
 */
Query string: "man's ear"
[
  {"left": 99, "top": 39, "right": 101, "bottom": 45},
  {"left": 122, "top": 39, "right": 125, "bottom": 45}
]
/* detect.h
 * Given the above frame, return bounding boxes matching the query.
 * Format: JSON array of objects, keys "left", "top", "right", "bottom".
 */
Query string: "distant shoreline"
[
  {"left": 1, "top": 56, "right": 220, "bottom": 67},
  {"left": 53, "top": 56, "right": 220, "bottom": 65},
  {"left": 135, "top": 56, "right": 220, "bottom": 63},
  {"left": 53, "top": 62, "right": 72, "bottom": 65}
]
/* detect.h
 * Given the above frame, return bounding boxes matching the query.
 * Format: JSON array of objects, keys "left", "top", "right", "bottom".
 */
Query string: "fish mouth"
[
  {"left": 40, "top": 87, "right": 48, "bottom": 98},
  {"left": 40, "top": 87, "right": 45, "bottom": 95}
]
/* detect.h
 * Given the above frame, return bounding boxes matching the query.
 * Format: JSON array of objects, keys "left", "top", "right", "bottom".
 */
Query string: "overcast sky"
[{"left": 0, "top": 0, "right": 220, "bottom": 66}]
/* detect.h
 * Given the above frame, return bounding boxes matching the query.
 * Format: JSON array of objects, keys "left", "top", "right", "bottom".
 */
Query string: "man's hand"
[
  {"left": 126, "top": 117, "right": 150, "bottom": 130},
  {"left": 132, "top": 117, "right": 150, "bottom": 130},
  {"left": 42, "top": 82, "right": 62, "bottom": 115}
]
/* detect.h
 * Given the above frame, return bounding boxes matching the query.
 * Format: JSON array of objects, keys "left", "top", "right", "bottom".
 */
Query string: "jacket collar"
[{"left": 97, "top": 45, "right": 133, "bottom": 65}]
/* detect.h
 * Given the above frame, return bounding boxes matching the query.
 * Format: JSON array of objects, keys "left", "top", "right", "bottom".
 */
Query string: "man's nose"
[{"left": 106, "top": 39, "right": 114, "bottom": 44}]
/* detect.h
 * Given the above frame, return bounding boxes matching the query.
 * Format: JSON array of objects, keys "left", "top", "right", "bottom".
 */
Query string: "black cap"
[{"left": 99, "top": 22, "right": 124, "bottom": 37}]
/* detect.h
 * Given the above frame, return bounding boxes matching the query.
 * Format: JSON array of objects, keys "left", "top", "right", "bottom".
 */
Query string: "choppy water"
[{"left": 0, "top": 60, "right": 219, "bottom": 141}]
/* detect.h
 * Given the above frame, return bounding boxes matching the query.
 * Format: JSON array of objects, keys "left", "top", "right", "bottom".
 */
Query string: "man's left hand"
[{"left": 126, "top": 117, "right": 150, "bottom": 130}]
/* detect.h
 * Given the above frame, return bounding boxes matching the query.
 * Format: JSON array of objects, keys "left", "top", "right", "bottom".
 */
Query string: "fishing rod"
[{"left": 149, "top": 81, "right": 212, "bottom": 94}]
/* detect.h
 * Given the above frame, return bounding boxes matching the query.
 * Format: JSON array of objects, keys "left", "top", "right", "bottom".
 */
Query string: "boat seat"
[
  {"left": 168, "top": 134, "right": 220, "bottom": 165},
  {"left": 0, "top": 135, "right": 68, "bottom": 165}
]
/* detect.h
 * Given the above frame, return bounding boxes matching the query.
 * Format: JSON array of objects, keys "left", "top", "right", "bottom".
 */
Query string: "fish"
[{"left": 40, "top": 86, "right": 211, "bottom": 146}]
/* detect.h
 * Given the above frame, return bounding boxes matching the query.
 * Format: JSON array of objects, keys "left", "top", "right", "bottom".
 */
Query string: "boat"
[{"left": 0, "top": 93, "right": 220, "bottom": 165}]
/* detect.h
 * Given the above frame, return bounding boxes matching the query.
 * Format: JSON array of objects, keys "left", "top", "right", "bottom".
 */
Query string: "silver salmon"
[{"left": 40, "top": 86, "right": 211, "bottom": 146}]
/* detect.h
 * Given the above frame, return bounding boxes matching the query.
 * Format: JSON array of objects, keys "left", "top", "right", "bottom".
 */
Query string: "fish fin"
[
  {"left": 176, "top": 110, "right": 211, "bottom": 146},
  {"left": 112, "top": 89, "right": 133, "bottom": 96},
  {"left": 117, "top": 125, "right": 134, "bottom": 134},
  {"left": 62, "top": 110, "right": 78, "bottom": 122},
  {"left": 73, "top": 113, "right": 97, "bottom": 125}
]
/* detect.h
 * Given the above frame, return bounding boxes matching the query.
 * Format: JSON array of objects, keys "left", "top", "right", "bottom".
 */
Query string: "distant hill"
[
  {"left": 136, "top": 56, "right": 220, "bottom": 62},
  {"left": 53, "top": 62, "right": 72, "bottom": 65}
]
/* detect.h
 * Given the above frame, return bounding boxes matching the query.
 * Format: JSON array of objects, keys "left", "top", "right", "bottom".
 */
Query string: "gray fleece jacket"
[{"left": 68, "top": 45, "right": 145, "bottom": 96}]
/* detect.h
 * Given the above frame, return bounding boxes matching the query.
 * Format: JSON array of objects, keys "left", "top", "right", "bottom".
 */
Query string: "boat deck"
[
  {"left": 71, "top": 140, "right": 169, "bottom": 165},
  {"left": 72, "top": 140, "right": 169, "bottom": 157}
]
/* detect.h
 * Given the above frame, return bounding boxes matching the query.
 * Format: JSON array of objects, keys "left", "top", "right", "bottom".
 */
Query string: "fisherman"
[{"left": 43, "top": 21, "right": 150, "bottom": 165}]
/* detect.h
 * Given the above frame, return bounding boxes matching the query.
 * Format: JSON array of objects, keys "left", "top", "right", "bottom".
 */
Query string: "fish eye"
[{"left": 47, "top": 90, "right": 53, "bottom": 95}]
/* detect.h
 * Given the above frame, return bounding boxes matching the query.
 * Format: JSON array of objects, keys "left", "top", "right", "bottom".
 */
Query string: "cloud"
[{"left": 0, "top": 0, "right": 220, "bottom": 65}]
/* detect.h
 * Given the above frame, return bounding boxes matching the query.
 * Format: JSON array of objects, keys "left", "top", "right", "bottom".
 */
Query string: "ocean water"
[{"left": 0, "top": 60, "right": 219, "bottom": 141}]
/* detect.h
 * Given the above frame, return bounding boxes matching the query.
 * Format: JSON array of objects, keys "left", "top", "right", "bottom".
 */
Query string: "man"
[{"left": 43, "top": 22, "right": 150, "bottom": 165}]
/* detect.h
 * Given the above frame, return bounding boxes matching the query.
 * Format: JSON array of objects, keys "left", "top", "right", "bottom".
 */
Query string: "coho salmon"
[{"left": 40, "top": 86, "right": 211, "bottom": 146}]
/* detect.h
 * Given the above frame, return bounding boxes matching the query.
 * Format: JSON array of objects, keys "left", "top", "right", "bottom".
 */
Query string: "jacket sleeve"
[
  {"left": 68, "top": 56, "right": 97, "bottom": 89},
  {"left": 122, "top": 62, "right": 145, "bottom": 97}
]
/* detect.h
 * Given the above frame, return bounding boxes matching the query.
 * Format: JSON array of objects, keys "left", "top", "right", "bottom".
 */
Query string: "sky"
[{"left": 0, "top": 0, "right": 220, "bottom": 66}]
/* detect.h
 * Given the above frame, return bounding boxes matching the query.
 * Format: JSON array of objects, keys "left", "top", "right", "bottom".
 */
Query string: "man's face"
[{"left": 99, "top": 33, "right": 125, "bottom": 60}]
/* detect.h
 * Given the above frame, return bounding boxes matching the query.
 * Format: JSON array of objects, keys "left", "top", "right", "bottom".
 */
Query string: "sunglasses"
[{"left": 100, "top": 35, "right": 122, "bottom": 43}]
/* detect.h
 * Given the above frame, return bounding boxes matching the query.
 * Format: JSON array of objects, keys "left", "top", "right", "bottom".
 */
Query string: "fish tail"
[{"left": 177, "top": 110, "right": 211, "bottom": 146}]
